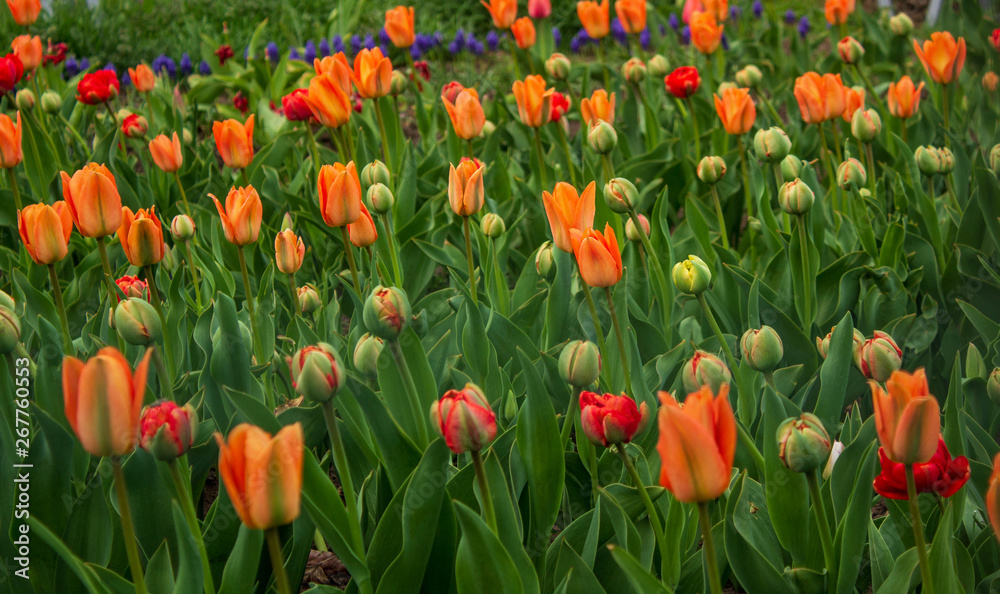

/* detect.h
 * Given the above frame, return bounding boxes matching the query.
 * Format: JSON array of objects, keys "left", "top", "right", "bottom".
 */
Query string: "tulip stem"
[
  {"left": 321, "top": 402, "right": 365, "bottom": 555},
  {"left": 817, "top": 124, "right": 839, "bottom": 212},
  {"left": 601, "top": 154, "right": 616, "bottom": 183},
  {"left": 171, "top": 171, "right": 192, "bottom": 218},
  {"left": 96, "top": 236, "right": 120, "bottom": 305},
  {"left": 580, "top": 282, "right": 609, "bottom": 372},
  {"left": 373, "top": 97, "right": 394, "bottom": 177},
  {"left": 626, "top": 208, "right": 672, "bottom": 340},
  {"left": 6, "top": 167, "right": 22, "bottom": 211},
  {"left": 830, "top": 124, "right": 844, "bottom": 165},
  {"left": 340, "top": 227, "right": 362, "bottom": 295},
  {"left": 181, "top": 242, "right": 203, "bottom": 311},
  {"left": 772, "top": 163, "right": 792, "bottom": 234},
  {"left": 112, "top": 457, "right": 148, "bottom": 594},
  {"left": 596, "top": 41, "right": 611, "bottom": 92},
  {"left": 471, "top": 450, "right": 498, "bottom": 535},
  {"left": 806, "top": 471, "right": 837, "bottom": 593},
  {"left": 104, "top": 101, "right": 119, "bottom": 129},
  {"left": 697, "top": 502, "right": 722, "bottom": 594},
  {"left": 380, "top": 214, "right": 404, "bottom": 288},
  {"left": 687, "top": 98, "right": 701, "bottom": 162},
  {"left": 709, "top": 185, "right": 730, "bottom": 250},
  {"left": 556, "top": 123, "right": 579, "bottom": 186},
  {"left": 604, "top": 286, "right": 633, "bottom": 397},
  {"left": 238, "top": 246, "right": 274, "bottom": 409},
  {"left": 941, "top": 84, "right": 950, "bottom": 144},
  {"left": 796, "top": 215, "right": 813, "bottom": 330},
  {"left": 736, "top": 136, "right": 754, "bottom": 234},
  {"left": 167, "top": 459, "right": 216, "bottom": 594},
  {"left": 906, "top": 464, "right": 935, "bottom": 594},
  {"left": 304, "top": 125, "right": 321, "bottom": 183},
  {"left": 48, "top": 264, "right": 73, "bottom": 353},
  {"left": 508, "top": 35, "right": 521, "bottom": 81},
  {"left": 533, "top": 127, "right": 548, "bottom": 192},
  {"left": 559, "top": 387, "right": 581, "bottom": 452},
  {"left": 864, "top": 143, "right": 877, "bottom": 196},
  {"left": 466, "top": 139, "right": 475, "bottom": 161},
  {"left": 265, "top": 528, "right": 292, "bottom": 594},
  {"left": 145, "top": 266, "right": 176, "bottom": 380},
  {"left": 635, "top": 84, "right": 658, "bottom": 151},
  {"left": 288, "top": 274, "right": 301, "bottom": 316},
  {"left": 390, "top": 340, "right": 430, "bottom": 448},
  {"left": 463, "top": 216, "right": 478, "bottom": 305},
  {"left": 149, "top": 346, "right": 175, "bottom": 402},
  {"left": 617, "top": 444, "right": 670, "bottom": 583},
  {"left": 763, "top": 370, "right": 776, "bottom": 390}
]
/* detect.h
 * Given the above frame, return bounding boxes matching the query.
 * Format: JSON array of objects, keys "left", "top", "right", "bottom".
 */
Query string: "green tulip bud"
[
  {"left": 390, "top": 70, "right": 408, "bottom": 96},
  {"left": 914, "top": 146, "right": 941, "bottom": 176},
  {"left": 672, "top": 254, "right": 712, "bottom": 295},
  {"left": 816, "top": 326, "right": 865, "bottom": 361},
  {"left": 0, "top": 305, "right": 20, "bottom": 355},
  {"left": 778, "top": 179, "right": 815, "bottom": 215},
  {"left": 734, "top": 65, "right": 763, "bottom": 88},
  {"left": 292, "top": 343, "right": 344, "bottom": 403},
  {"left": 858, "top": 331, "right": 902, "bottom": 382},
  {"left": 647, "top": 54, "right": 669, "bottom": 79},
  {"left": 366, "top": 182, "right": 395, "bottom": 215},
  {"left": 480, "top": 213, "right": 506, "bottom": 238},
  {"left": 776, "top": 413, "right": 832, "bottom": 473},
  {"left": 480, "top": 120, "right": 497, "bottom": 137},
  {"left": 836, "top": 36, "right": 865, "bottom": 65},
  {"left": 588, "top": 120, "right": 617, "bottom": 154},
  {"left": 41, "top": 90, "right": 62, "bottom": 114},
  {"left": 114, "top": 298, "right": 162, "bottom": 346},
  {"left": 988, "top": 369, "right": 1000, "bottom": 406},
  {"left": 836, "top": 158, "right": 867, "bottom": 191},
  {"left": 740, "top": 326, "right": 784, "bottom": 372},
  {"left": 621, "top": 57, "right": 646, "bottom": 84},
  {"left": 780, "top": 154, "right": 803, "bottom": 182},
  {"left": 989, "top": 145, "right": 1000, "bottom": 176},
  {"left": 559, "top": 340, "right": 601, "bottom": 388},
  {"left": 696, "top": 155, "right": 727, "bottom": 184},
  {"left": 851, "top": 108, "right": 881, "bottom": 144},
  {"left": 536, "top": 241, "right": 556, "bottom": 281},
  {"left": 545, "top": 53, "right": 571, "bottom": 80},
  {"left": 681, "top": 350, "right": 732, "bottom": 394},
  {"left": 0, "top": 290, "right": 15, "bottom": 312},
  {"left": 753, "top": 127, "right": 792, "bottom": 163},
  {"left": 281, "top": 212, "right": 294, "bottom": 231},
  {"left": 937, "top": 146, "right": 955, "bottom": 174},
  {"left": 717, "top": 81, "right": 737, "bottom": 94},
  {"left": 364, "top": 285, "right": 411, "bottom": 340},
  {"left": 298, "top": 285, "right": 321, "bottom": 315},
  {"left": 170, "top": 214, "right": 196, "bottom": 243},
  {"left": 15, "top": 89, "right": 34, "bottom": 111},
  {"left": 361, "top": 160, "right": 391, "bottom": 189},
  {"left": 888, "top": 13, "right": 913, "bottom": 36},
  {"left": 604, "top": 177, "right": 638, "bottom": 213},
  {"left": 353, "top": 333, "right": 385, "bottom": 378},
  {"left": 625, "top": 214, "right": 650, "bottom": 242}
]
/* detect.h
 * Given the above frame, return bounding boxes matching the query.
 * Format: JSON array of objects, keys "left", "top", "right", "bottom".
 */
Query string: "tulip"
[
  {"left": 442, "top": 87, "right": 486, "bottom": 140},
  {"left": 317, "top": 161, "right": 362, "bottom": 227},
  {"left": 0, "top": 111, "right": 22, "bottom": 169},
  {"left": 350, "top": 47, "right": 392, "bottom": 99},
  {"left": 366, "top": 182, "right": 394, "bottom": 214},
  {"left": 621, "top": 58, "right": 646, "bottom": 84},
  {"left": 14, "top": 88, "right": 32, "bottom": 112},
  {"left": 448, "top": 159, "right": 485, "bottom": 216},
  {"left": 858, "top": 331, "right": 902, "bottom": 382},
  {"left": 740, "top": 326, "right": 783, "bottom": 372},
  {"left": 913, "top": 31, "right": 966, "bottom": 85},
  {"left": 216, "top": 423, "right": 304, "bottom": 530},
  {"left": 61, "top": 163, "right": 122, "bottom": 238},
  {"left": 914, "top": 146, "right": 943, "bottom": 176},
  {"left": 614, "top": 0, "right": 646, "bottom": 34},
  {"left": 116, "top": 275, "right": 148, "bottom": 300},
  {"left": 313, "top": 53, "right": 353, "bottom": 93},
  {"left": 984, "top": 72, "right": 998, "bottom": 92},
  {"left": 841, "top": 85, "right": 865, "bottom": 124},
  {"left": 781, "top": 155, "right": 803, "bottom": 182},
  {"left": 121, "top": 113, "right": 148, "bottom": 139},
  {"left": 364, "top": 285, "right": 411, "bottom": 339},
  {"left": 681, "top": 350, "right": 731, "bottom": 393},
  {"left": 118, "top": 206, "right": 165, "bottom": 267},
  {"left": 824, "top": 0, "right": 854, "bottom": 25},
  {"left": 512, "top": 74, "right": 555, "bottom": 128},
  {"left": 212, "top": 115, "right": 255, "bottom": 169},
  {"left": 872, "top": 369, "right": 939, "bottom": 464},
  {"left": 139, "top": 401, "right": 197, "bottom": 461},
  {"left": 887, "top": 76, "right": 924, "bottom": 120},
  {"left": 274, "top": 229, "right": 305, "bottom": 274},
  {"left": 603, "top": 177, "right": 637, "bottom": 213},
  {"left": 62, "top": 347, "right": 152, "bottom": 457},
  {"left": 128, "top": 64, "right": 155, "bottom": 93},
  {"left": 713, "top": 87, "right": 755, "bottom": 135},
  {"left": 794, "top": 72, "right": 846, "bottom": 124},
  {"left": 588, "top": 120, "right": 617, "bottom": 154},
  {"left": 837, "top": 36, "right": 864, "bottom": 64},
  {"left": 777, "top": 413, "right": 832, "bottom": 473},
  {"left": 76, "top": 70, "right": 120, "bottom": 105},
  {"left": 361, "top": 160, "right": 391, "bottom": 188},
  {"left": 542, "top": 181, "right": 596, "bottom": 252},
  {"left": 305, "top": 74, "right": 352, "bottom": 129},
  {"left": 354, "top": 333, "right": 385, "bottom": 377},
  {"left": 625, "top": 213, "right": 650, "bottom": 242},
  {"left": 10, "top": 35, "right": 41, "bottom": 71},
  {"left": 298, "top": 285, "right": 321, "bottom": 315},
  {"left": 570, "top": 224, "right": 622, "bottom": 288},
  {"left": 690, "top": 11, "right": 724, "bottom": 55},
  {"left": 148, "top": 132, "right": 183, "bottom": 173},
  {"left": 559, "top": 340, "right": 601, "bottom": 387},
  {"left": 482, "top": 0, "right": 517, "bottom": 29},
  {"left": 851, "top": 108, "right": 881, "bottom": 143},
  {"left": 779, "top": 178, "right": 815, "bottom": 214},
  {"left": 696, "top": 155, "right": 726, "bottom": 184},
  {"left": 988, "top": 454, "right": 1000, "bottom": 542},
  {"left": 6, "top": 0, "right": 40, "bottom": 26},
  {"left": 0, "top": 305, "right": 18, "bottom": 355},
  {"left": 114, "top": 298, "right": 161, "bottom": 346},
  {"left": 672, "top": 254, "right": 712, "bottom": 295},
  {"left": 0, "top": 53, "right": 23, "bottom": 95},
  {"left": 282, "top": 88, "right": 313, "bottom": 122},
  {"left": 647, "top": 54, "right": 669, "bottom": 78},
  {"left": 511, "top": 17, "right": 537, "bottom": 49},
  {"left": 889, "top": 13, "right": 913, "bottom": 36},
  {"left": 528, "top": 0, "right": 550, "bottom": 18},
  {"left": 17, "top": 201, "right": 72, "bottom": 265},
  {"left": 734, "top": 65, "right": 762, "bottom": 88},
  {"left": 545, "top": 53, "right": 571, "bottom": 79},
  {"left": 701, "top": 0, "right": 728, "bottom": 20},
  {"left": 384, "top": 6, "right": 415, "bottom": 48},
  {"left": 836, "top": 157, "right": 867, "bottom": 191},
  {"left": 535, "top": 241, "right": 556, "bottom": 280},
  {"left": 656, "top": 384, "right": 736, "bottom": 503},
  {"left": 753, "top": 127, "right": 791, "bottom": 163},
  {"left": 291, "top": 343, "right": 344, "bottom": 403},
  {"left": 209, "top": 185, "right": 263, "bottom": 246},
  {"left": 430, "top": 384, "right": 497, "bottom": 453},
  {"left": 170, "top": 215, "right": 195, "bottom": 243},
  {"left": 577, "top": 0, "right": 610, "bottom": 39},
  {"left": 873, "top": 437, "right": 969, "bottom": 500},
  {"left": 348, "top": 203, "right": 378, "bottom": 248},
  {"left": 580, "top": 391, "right": 650, "bottom": 446},
  {"left": 580, "top": 89, "right": 616, "bottom": 127}
]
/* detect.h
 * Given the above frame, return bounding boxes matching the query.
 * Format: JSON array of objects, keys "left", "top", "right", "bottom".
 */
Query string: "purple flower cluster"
[
  {"left": 784, "top": 10, "right": 796, "bottom": 25},
  {"left": 410, "top": 32, "right": 442, "bottom": 59},
  {"left": 151, "top": 54, "right": 176, "bottom": 77},
  {"left": 752, "top": 0, "right": 763, "bottom": 19},
  {"left": 447, "top": 30, "right": 484, "bottom": 55},
  {"left": 798, "top": 16, "right": 811, "bottom": 38},
  {"left": 180, "top": 53, "right": 193, "bottom": 76},
  {"left": 610, "top": 18, "right": 628, "bottom": 46},
  {"left": 570, "top": 28, "right": 597, "bottom": 53}
]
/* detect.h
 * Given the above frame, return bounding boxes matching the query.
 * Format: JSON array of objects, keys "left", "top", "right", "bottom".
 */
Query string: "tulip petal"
[{"left": 658, "top": 405, "right": 729, "bottom": 503}]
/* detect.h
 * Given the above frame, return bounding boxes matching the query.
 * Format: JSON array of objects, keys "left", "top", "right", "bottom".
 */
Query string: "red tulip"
[
  {"left": 873, "top": 438, "right": 969, "bottom": 500},
  {"left": 76, "top": 70, "right": 120, "bottom": 105},
  {"left": 0, "top": 53, "right": 22, "bottom": 95},
  {"left": 579, "top": 391, "right": 650, "bottom": 446},
  {"left": 665, "top": 66, "right": 701, "bottom": 99}
]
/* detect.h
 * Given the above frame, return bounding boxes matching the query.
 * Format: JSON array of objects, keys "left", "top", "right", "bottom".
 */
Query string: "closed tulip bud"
[
  {"left": 837, "top": 158, "right": 867, "bottom": 191},
  {"left": 212, "top": 115, "right": 255, "bottom": 170},
  {"left": 580, "top": 391, "right": 651, "bottom": 446},
  {"left": 15, "top": 88, "right": 33, "bottom": 111},
  {"left": 740, "top": 326, "right": 783, "bottom": 372},
  {"left": 625, "top": 214, "right": 650, "bottom": 241},
  {"left": 779, "top": 179, "right": 816, "bottom": 214},
  {"left": 6, "top": 0, "right": 40, "bottom": 26},
  {"left": 481, "top": 213, "right": 505, "bottom": 238},
  {"left": 816, "top": 326, "right": 865, "bottom": 359},
  {"left": 364, "top": 285, "right": 411, "bottom": 339},
  {"left": 149, "top": 132, "right": 183, "bottom": 173},
  {"left": 545, "top": 53, "right": 571, "bottom": 80},
  {"left": 837, "top": 36, "right": 865, "bottom": 64},
  {"left": 823, "top": 440, "right": 845, "bottom": 479},
  {"left": 777, "top": 413, "right": 832, "bottom": 473},
  {"left": 361, "top": 160, "right": 391, "bottom": 189},
  {"left": 114, "top": 298, "right": 161, "bottom": 346},
  {"left": 984, "top": 72, "right": 999, "bottom": 92},
  {"left": 366, "top": 182, "right": 394, "bottom": 214},
  {"left": 696, "top": 155, "right": 727, "bottom": 184},
  {"left": 298, "top": 285, "right": 321, "bottom": 315},
  {"left": 647, "top": 54, "right": 669, "bottom": 78},
  {"left": 140, "top": 401, "right": 197, "bottom": 460},
  {"left": 716, "top": 81, "right": 737, "bottom": 94},
  {"left": 281, "top": 212, "right": 294, "bottom": 231},
  {"left": 872, "top": 369, "right": 939, "bottom": 464},
  {"left": 0, "top": 290, "right": 14, "bottom": 311},
  {"left": 448, "top": 158, "right": 485, "bottom": 216},
  {"left": 734, "top": 65, "right": 763, "bottom": 88},
  {"left": 122, "top": 114, "right": 148, "bottom": 139},
  {"left": 274, "top": 229, "right": 305, "bottom": 274},
  {"left": 851, "top": 108, "right": 881, "bottom": 143},
  {"left": 682, "top": 350, "right": 732, "bottom": 394},
  {"left": 990, "top": 145, "right": 1000, "bottom": 176},
  {"left": 938, "top": 147, "right": 955, "bottom": 174},
  {"left": 17, "top": 202, "right": 72, "bottom": 265},
  {"left": 559, "top": 340, "right": 602, "bottom": 387},
  {"left": 431, "top": 384, "right": 497, "bottom": 454},
  {"left": 781, "top": 154, "right": 803, "bottom": 182},
  {"left": 291, "top": 343, "right": 344, "bottom": 403},
  {"left": 170, "top": 214, "right": 195, "bottom": 243},
  {"left": 570, "top": 224, "right": 622, "bottom": 288},
  {"left": 535, "top": 241, "right": 556, "bottom": 281},
  {"left": 41, "top": 90, "right": 61, "bottom": 113},
  {"left": 988, "top": 369, "right": 1000, "bottom": 406},
  {"left": 889, "top": 13, "right": 913, "bottom": 36},
  {"left": 116, "top": 275, "right": 148, "bottom": 300},
  {"left": 353, "top": 333, "right": 384, "bottom": 377},
  {"left": 588, "top": 120, "right": 617, "bottom": 154},
  {"left": 61, "top": 163, "right": 123, "bottom": 238},
  {"left": 390, "top": 70, "right": 408, "bottom": 96},
  {"left": 129, "top": 64, "right": 156, "bottom": 93},
  {"left": 603, "top": 177, "right": 637, "bottom": 213},
  {"left": 914, "top": 146, "right": 941, "bottom": 176},
  {"left": 0, "top": 305, "right": 19, "bottom": 354},
  {"left": 480, "top": 120, "right": 496, "bottom": 137},
  {"left": 859, "top": 331, "right": 902, "bottom": 382},
  {"left": 621, "top": 57, "right": 646, "bottom": 84},
  {"left": 753, "top": 127, "right": 792, "bottom": 163},
  {"left": 503, "top": 390, "right": 518, "bottom": 421},
  {"left": 672, "top": 254, "right": 712, "bottom": 295},
  {"left": 317, "top": 161, "right": 362, "bottom": 227}
]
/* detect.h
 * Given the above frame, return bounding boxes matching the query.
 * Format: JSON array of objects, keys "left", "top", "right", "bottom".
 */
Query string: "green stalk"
[
  {"left": 559, "top": 387, "right": 582, "bottom": 451},
  {"left": 626, "top": 209, "right": 673, "bottom": 339},
  {"left": 390, "top": 340, "right": 429, "bottom": 448},
  {"left": 604, "top": 286, "right": 633, "bottom": 397},
  {"left": 471, "top": 450, "right": 498, "bottom": 534},
  {"left": 145, "top": 92, "right": 155, "bottom": 131},
  {"left": 48, "top": 264, "right": 73, "bottom": 353},
  {"left": 265, "top": 528, "right": 292, "bottom": 594},
  {"left": 864, "top": 143, "right": 877, "bottom": 195},
  {"left": 941, "top": 84, "right": 950, "bottom": 144},
  {"left": 708, "top": 185, "right": 730, "bottom": 250},
  {"left": 304, "top": 124, "right": 322, "bottom": 182},
  {"left": 464, "top": 216, "right": 478, "bottom": 305},
  {"left": 817, "top": 124, "right": 839, "bottom": 212},
  {"left": 617, "top": 444, "right": 670, "bottom": 583},
  {"left": 697, "top": 501, "right": 722, "bottom": 594},
  {"left": 830, "top": 123, "right": 844, "bottom": 164},
  {"left": 167, "top": 459, "right": 216, "bottom": 594},
  {"left": 97, "top": 237, "right": 126, "bottom": 352},
  {"left": 635, "top": 84, "right": 658, "bottom": 150},
  {"left": 288, "top": 273, "right": 301, "bottom": 316},
  {"left": 737, "top": 136, "right": 753, "bottom": 230},
  {"left": 6, "top": 167, "right": 22, "bottom": 211},
  {"left": 533, "top": 127, "right": 548, "bottom": 191},
  {"left": 772, "top": 163, "right": 791, "bottom": 234},
  {"left": 112, "top": 457, "right": 147, "bottom": 594},
  {"left": 763, "top": 371, "right": 776, "bottom": 390},
  {"left": 580, "top": 282, "right": 609, "bottom": 367},
  {"left": 508, "top": 35, "right": 522, "bottom": 81},
  {"left": 321, "top": 402, "right": 365, "bottom": 554},
  {"left": 906, "top": 464, "right": 935, "bottom": 593},
  {"left": 171, "top": 171, "right": 192, "bottom": 218},
  {"left": 556, "top": 123, "right": 579, "bottom": 186},
  {"left": 379, "top": 214, "right": 404, "bottom": 288},
  {"left": 595, "top": 40, "right": 610, "bottom": 90},
  {"left": 688, "top": 98, "right": 701, "bottom": 161},
  {"left": 181, "top": 242, "right": 203, "bottom": 311},
  {"left": 237, "top": 246, "right": 273, "bottom": 409},
  {"left": 373, "top": 97, "right": 394, "bottom": 175},
  {"left": 796, "top": 215, "right": 813, "bottom": 330},
  {"left": 466, "top": 138, "right": 475, "bottom": 161},
  {"left": 149, "top": 346, "right": 174, "bottom": 403},
  {"left": 145, "top": 266, "right": 175, "bottom": 379},
  {"left": 806, "top": 471, "right": 837, "bottom": 593},
  {"left": 340, "top": 227, "right": 362, "bottom": 294}
]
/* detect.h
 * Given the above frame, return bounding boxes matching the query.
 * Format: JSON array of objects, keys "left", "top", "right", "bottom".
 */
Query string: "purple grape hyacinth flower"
[
  {"left": 379, "top": 28, "right": 390, "bottom": 45},
  {"left": 199, "top": 60, "right": 211, "bottom": 75},
  {"left": 333, "top": 35, "right": 346, "bottom": 54},
  {"left": 798, "top": 16, "right": 811, "bottom": 38},
  {"left": 266, "top": 42, "right": 279, "bottom": 63},
  {"left": 784, "top": 10, "right": 795, "bottom": 25},
  {"left": 319, "top": 38, "right": 331, "bottom": 57},
  {"left": 552, "top": 27, "right": 561, "bottom": 47},
  {"left": 680, "top": 26, "right": 691, "bottom": 46},
  {"left": 729, "top": 6, "right": 741, "bottom": 20},
  {"left": 121, "top": 73, "right": 131, "bottom": 87},
  {"left": 752, "top": 0, "right": 763, "bottom": 19},
  {"left": 363, "top": 34, "right": 376, "bottom": 50},
  {"left": 351, "top": 35, "right": 363, "bottom": 54},
  {"left": 668, "top": 13, "right": 680, "bottom": 30},
  {"left": 486, "top": 30, "right": 500, "bottom": 51},
  {"left": 611, "top": 18, "right": 628, "bottom": 46},
  {"left": 640, "top": 28, "right": 650, "bottom": 49},
  {"left": 180, "top": 52, "right": 193, "bottom": 76},
  {"left": 304, "top": 40, "right": 317, "bottom": 63},
  {"left": 102, "top": 62, "right": 116, "bottom": 74}
]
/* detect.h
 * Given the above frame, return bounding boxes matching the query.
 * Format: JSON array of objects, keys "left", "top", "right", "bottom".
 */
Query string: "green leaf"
[
  {"left": 761, "top": 386, "right": 811, "bottom": 564},
  {"left": 812, "top": 313, "right": 854, "bottom": 430},
  {"left": 171, "top": 502, "right": 204, "bottom": 594},
  {"left": 28, "top": 517, "right": 107, "bottom": 594},
  {"left": 608, "top": 545, "right": 672, "bottom": 594},
  {"left": 218, "top": 525, "right": 264, "bottom": 594},
  {"left": 453, "top": 502, "right": 524, "bottom": 594}
]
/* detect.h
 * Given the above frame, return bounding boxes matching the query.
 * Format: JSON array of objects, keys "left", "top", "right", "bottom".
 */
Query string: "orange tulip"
[
  {"left": 448, "top": 158, "right": 485, "bottom": 216},
  {"left": 577, "top": 0, "right": 610, "bottom": 39},
  {"left": 18, "top": 202, "right": 72, "bottom": 265},
  {"left": 216, "top": 423, "right": 304, "bottom": 530},
  {"left": 824, "top": 0, "right": 855, "bottom": 25},
  {"left": 314, "top": 53, "right": 353, "bottom": 94},
  {"left": 542, "top": 181, "right": 596, "bottom": 252},
  {"left": 656, "top": 384, "right": 736, "bottom": 503},
  {"left": 701, "top": 0, "right": 728, "bottom": 20},
  {"left": 209, "top": 185, "right": 263, "bottom": 246},
  {"left": 511, "top": 17, "right": 537, "bottom": 49},
  {"left": 482, "top": 0, "right": 517, "bottom": 29},
  {"left": 305, "top": 73, "right": 353, "bottom": 128},
  {"left": 690, "top": 11, "right": 723, "bottom": 55},
  {"left": 580, "top": 89, "right": 616, "bottom": 127},
  {"left": 128, "top": 64, "right": 155, "bottom": 93},
  {"left": 0, "top": 111, "right": 22, "bottom": 169},
  {"left": 11, "top": 35, "right": 41, "bottom": 70},
  {"left": 60, "top": 163, "right": 122, "bottom": 238},
  {"left": 793, "top": 72, "right": 846, "bottom": 124},
  {"left": 713, "top": 87, "right": 756, "bottom": 135},
  {"left": 6, "top": 0, "right": 40, "bottom": 26},
  {"left": 213, "top": 115, "right": 255, "bottom": 169},
  {"left": 348, "top": 203, "right": 378, "bottom": 248},
  {"left": 148, "top": 132, "right": 183, "bottom": 173},
  {"left": 615, "top": 0, "right": 647, "bottom": 33},
  {"left": 872, "top": 368, "right": 940, "bottom": 464},
  {"left": 63, "top": 347, "right": 152, "bottom": 457},
  {"left": 350, "top": 47, "right": 392, "bottom": 99},
  {"left": 275, "top": 229, "right": 305, "bottom": 274},
  {"left": 570, "top": 224, "right": 622, "bottom": 287},
  {"left": 118, "top": 206, "right": 165, "bottom": 267},
  {"left": 887, "top": 76, "right": 924, "bottom": 120},
  {"left": 384, "top": 6, "right": 416, "bottom": 48},
  {"left": 913, "top": 32, "right": 966, "bottom": 85},
  {"left": 987, "top": 453, "right": 1000, "bottom": 543},
  {"left": 317, "top": 161, "right": 362, "bottom": 227},
  {"left": 443, "top": 87, "right": 485, "bottom": 139},
  {"left": 842, "top": 86, "right": 865, "bottom": 123},
  {"left": 512, "top": 74, "right": 555, "bottom": 128}
]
